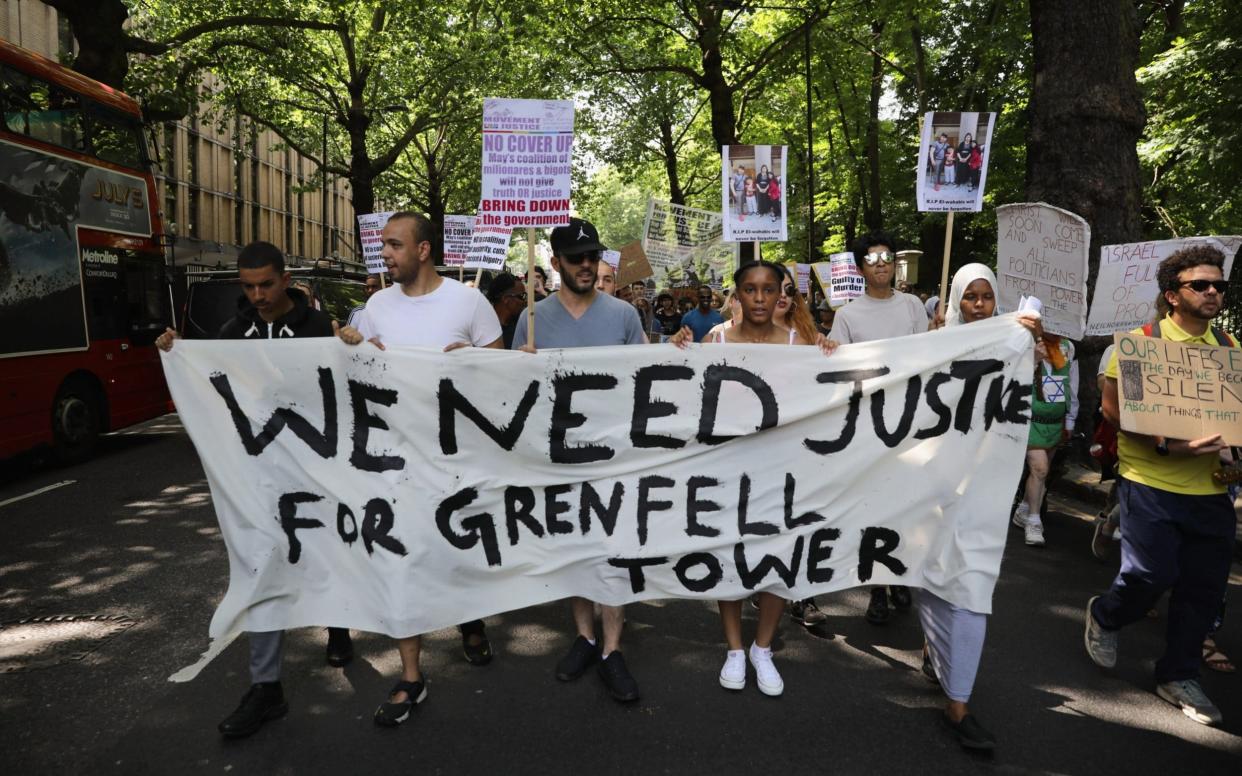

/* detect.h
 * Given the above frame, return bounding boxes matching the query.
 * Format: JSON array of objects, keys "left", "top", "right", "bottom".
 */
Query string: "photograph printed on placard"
[
  {"left": 721, "top": 145, "right": 788, "bottom": 242},
  {"left": 916, "top": 112, "right": 995, "bottom": 212}
]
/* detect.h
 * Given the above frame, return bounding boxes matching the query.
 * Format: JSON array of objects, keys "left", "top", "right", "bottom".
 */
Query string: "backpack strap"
[{"left": 1211, "top": 326, "right": 1238, "bottom": 348}]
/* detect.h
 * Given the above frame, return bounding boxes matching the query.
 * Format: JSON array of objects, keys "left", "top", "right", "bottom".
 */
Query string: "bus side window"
[{"left": 0, "top": 64, "right": 85, "bottom": 152}]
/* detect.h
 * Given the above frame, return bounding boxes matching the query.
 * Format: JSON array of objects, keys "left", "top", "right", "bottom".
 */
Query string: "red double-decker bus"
[{"left": 0, "top": 39, "right": 171, "bottom": 463}]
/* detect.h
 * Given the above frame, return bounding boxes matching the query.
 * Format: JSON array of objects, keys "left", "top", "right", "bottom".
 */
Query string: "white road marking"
[
  {"left": 0, "top": 479, "right": 76, "bottom": 508},
  {"left": 168, "top": 631, "right": 240, "bottom": 683}
]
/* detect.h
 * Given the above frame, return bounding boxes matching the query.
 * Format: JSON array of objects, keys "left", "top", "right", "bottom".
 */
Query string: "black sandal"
[
  {"left": 922, "top": 647, "right": 940, "bottom": 685},
  {"left": 373, "top": 679, "right": 427, "bottom": 727},
  {"left": 460, "top": 620, "right": 493, "bottom": 666}
]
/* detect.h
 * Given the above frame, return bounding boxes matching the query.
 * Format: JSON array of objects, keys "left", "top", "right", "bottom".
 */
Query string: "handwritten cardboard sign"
[
  {"left": 996, "top": 203, "right": 1089, "bottom": 339},
  {"left": 1115, "top": 332, "right": 1242, "bottom": 445},
  {"left": 616, "top": 241, "right": 653, "bottom": 287}
]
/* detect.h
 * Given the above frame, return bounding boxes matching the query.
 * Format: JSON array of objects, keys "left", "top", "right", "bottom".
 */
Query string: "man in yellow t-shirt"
[{"left": 1086, "top": 245, "right": 1236, "bottom": 727}]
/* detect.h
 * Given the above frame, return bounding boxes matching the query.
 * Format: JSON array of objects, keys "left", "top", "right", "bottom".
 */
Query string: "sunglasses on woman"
[
  {"left": 863, "top": 251, "right": 895, "bottom": 266},
  {"left": 1179, "top": 279, "right": 1229, "bottom": 294},
  {"left": 781, "top": 285, "right": 796, "bottom": 297}
]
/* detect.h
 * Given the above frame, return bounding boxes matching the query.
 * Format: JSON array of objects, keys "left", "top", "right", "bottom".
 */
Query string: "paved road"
[{"left": 2, "top": 415, "right": 1240, "bottom": 775}]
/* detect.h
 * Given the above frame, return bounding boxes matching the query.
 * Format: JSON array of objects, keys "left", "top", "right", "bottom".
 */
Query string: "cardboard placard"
[
  {"left": 357, "top": 211, "right": 394, "bottom": 273},
  {"left": 721, "top": 145, "right": 788, "bottom": 242},
  {"left": 616, "top": 241, "right": 653, "bottom": 287},
  {"left": 995, "top": 203, "right": 1089, "bottom": 339},
  {"left": 1115, "top": 332, "right": 1242, "bottom": 445}
]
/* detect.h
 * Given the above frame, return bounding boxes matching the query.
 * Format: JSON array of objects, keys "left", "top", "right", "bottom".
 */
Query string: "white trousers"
[{"left": 917, "top": 590, "right": 988, "bottom": 703}]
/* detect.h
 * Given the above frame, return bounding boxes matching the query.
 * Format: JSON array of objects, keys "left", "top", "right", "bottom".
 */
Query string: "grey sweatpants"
[
  {"left": 249, "top": 631, "right": 285, "bottom": 683},
  {"left": 917, "top": 590, "right": 987, "bottom": 703}
]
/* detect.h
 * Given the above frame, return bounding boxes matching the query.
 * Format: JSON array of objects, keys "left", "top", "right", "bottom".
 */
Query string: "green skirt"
[{"left": 1028, "top": 411, "right": 1066, "bottom": 449}]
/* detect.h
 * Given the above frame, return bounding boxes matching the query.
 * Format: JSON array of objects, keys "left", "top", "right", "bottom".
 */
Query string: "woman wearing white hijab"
[{"left": 924, "top": 263, "right": 1039, "bottom": 750}]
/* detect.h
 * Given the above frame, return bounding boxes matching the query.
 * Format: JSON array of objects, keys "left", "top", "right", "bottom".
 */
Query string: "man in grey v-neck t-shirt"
[{"left": 510, "top": 218, "right": 646, "bottom": 704}]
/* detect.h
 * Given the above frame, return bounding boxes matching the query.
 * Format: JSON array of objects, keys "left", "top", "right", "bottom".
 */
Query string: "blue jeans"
[{"left": 1091, "top": 478, "right": 1235, "bottom": 682}]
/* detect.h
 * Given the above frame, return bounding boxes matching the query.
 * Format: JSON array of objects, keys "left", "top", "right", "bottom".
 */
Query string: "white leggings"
[{"left": 917, "top": 590, "right": 988, "bottom": 703}]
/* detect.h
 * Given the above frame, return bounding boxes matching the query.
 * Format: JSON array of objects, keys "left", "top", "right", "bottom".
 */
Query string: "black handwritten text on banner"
[{"left": 162, "top": 317, "right": 1034, "bottom": 639}]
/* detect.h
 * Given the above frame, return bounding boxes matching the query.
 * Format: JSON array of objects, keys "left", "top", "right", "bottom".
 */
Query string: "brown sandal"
[{"left": 1202, "top": 638, "right": 1236, "bottom": 673}]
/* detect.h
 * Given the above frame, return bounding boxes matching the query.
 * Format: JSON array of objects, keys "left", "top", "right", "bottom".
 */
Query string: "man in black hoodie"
[{"left": 156, "top": 241, "right": 352, "bottom": 738}]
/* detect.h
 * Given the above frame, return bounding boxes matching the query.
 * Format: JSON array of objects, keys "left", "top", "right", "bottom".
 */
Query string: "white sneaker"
[
  {"left": 1012, "top": 502, "right": 1029, "bottom": 528},
  {"left": 719, "top": 650, "right": 746, "bottom": 691},
  {"left": 749, "top": 643, "right": 784, "bottom": 697},
  {"left": 1025, "top": 519, "right": 1046, "bottom": 547}
]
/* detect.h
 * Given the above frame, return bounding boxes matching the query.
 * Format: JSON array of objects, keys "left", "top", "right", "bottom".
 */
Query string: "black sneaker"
[
  {"left": 555, "top": 635, "right": 600, "bottom": 681},
  {"left": 865, "top": 588, "right": 891, "bottom": 625},
  {"left": 597, "top": 651, "right": 640, "bottom": 702},
  {"left": 459, "top": 620, "right": 493, "bottom": 666},
  {"left": 945, "top": 713, "right": 996, "bottom": 751},
  {"left": 790, "top": 598, "right": 828, "bottom": 626},
  {"left": 374, "top": 679, "right": 427, "bottom": 728},
  {"left": 889, "top": 585, "right": 912, "bottom": 611},
  {"left": 325, "top": 627, "right": 353, "bottom": 667},
  {"left": 218, "top": 682, "right": 288, "bottom": 738}
]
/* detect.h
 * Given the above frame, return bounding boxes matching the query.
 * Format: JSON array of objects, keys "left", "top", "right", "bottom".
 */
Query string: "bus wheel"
[{"left": 51, "top": 382, "right": 101, "bottom": 464}]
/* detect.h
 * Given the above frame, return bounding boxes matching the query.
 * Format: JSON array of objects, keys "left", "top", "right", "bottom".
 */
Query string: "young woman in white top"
[{"left": 671, "top": 260, "right": 837, "bottom": 696}]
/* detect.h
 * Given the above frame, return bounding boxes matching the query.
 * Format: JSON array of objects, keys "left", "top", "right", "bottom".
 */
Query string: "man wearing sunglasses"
[
  {"left": 1090, "top": 245, "right": 1236, "bottom": 727},
  {"left": 826, "top": 232, "right": 928, "bottom": 626},
  {"left": 512, "top": 217, "right": 648, "bottom": 702}
]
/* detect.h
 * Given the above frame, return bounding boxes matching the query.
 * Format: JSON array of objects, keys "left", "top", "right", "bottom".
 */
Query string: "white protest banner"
[
  {"left": 916, "top": 112, "right": 995, "bottom": 213},
  {"left": 816, "top": 251, "right": 864, "bottom": 309},
  {"left": 356, "top": 211, "right": 393, "bottom": 273},
  {"left": 722, "top": 145, "right": 788, "bottom": 242},
  {"left": 1086, "top": 236, "right": 1242, "bottom": 337},
  {"left": 642, "top": 198, "right": 737, "bottom": 290},
  {"left": 161, "top": 317, "right": 1034, "bottom": 639},
  {"left": 480, "top": 98, "right": 574, "bottom": 229},
  {"left": 601, "top": 249, "right": 620, "bottom": 268},
  {"left": 995, "top": 203, "right": 1089, "bottom": 339},
  {"left": 442, "top": 215, "right": 474, "bottom": 267},
  {"left": 465, "top": 216, "right": 511, "bottom": 271}
]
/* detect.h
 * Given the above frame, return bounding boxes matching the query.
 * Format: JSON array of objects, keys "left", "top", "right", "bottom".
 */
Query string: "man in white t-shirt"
[
  {"left": 338, "top": 211, "right": 502, "bottom": 727},
  {"left": 826, "top": 232, "right": 928, "bottom": 626}
]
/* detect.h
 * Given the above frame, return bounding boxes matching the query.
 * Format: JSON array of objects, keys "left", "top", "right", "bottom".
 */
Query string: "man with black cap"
[{"left": 512, "top": 217, "right": 647, "bottom": 702}]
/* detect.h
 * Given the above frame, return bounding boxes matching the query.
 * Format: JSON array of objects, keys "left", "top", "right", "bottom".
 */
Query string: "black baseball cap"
[{"left": 550, "top": 218, "right": 607, "bottom": 257}]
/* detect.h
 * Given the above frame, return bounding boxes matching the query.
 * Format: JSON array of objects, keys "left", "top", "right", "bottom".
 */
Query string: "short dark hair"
[
  {"left": 486, "top": 273, "right": 519, "bottom": 304},
  {"left": 697, "top": 284, "right": 714, "bottom": 294},
  {"left": 237, "top": 241, "right": 285, "bottom": 274},
  {"left": 657, "top": 292, "right": 673, "bottom": 303},
  {"left": 533, "top": 265, "right": 547, "bottom": 280},
  {"left": 731, "top": 260, "right": 787, "bottom": 288},
  {"left": 1157, "top": 245, "right": 1226, "bottom": 294},
  {"left": 852, "top": 231, "right": 897, "bottom": 266},
  {"left": 388, "top": 211, "right": 443, "bottom": 262}
]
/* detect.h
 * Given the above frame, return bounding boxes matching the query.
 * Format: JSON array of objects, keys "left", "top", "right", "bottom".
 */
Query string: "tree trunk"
[
  {"left": 1027, "top": 0, "right": 1145, "bottom": 436},
  {"left": 46, "top": 0, "right": 131, "bottom": 88},
  {"left": 863, "top": 22, "right": 885, "bottom": 231},
  {"left": 659, "top": 117, "right": 686, "bottom": 206}
]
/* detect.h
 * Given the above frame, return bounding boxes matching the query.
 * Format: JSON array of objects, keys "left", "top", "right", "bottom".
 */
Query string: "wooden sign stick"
[
  {"left": 526, "top": 227, "right": 537, "bottom": 345},
  {"left": 937, "top": 211, "right": 955, "bottom": 321}
]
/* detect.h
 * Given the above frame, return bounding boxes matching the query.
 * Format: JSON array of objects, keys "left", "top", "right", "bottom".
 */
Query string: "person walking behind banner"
[
  {"left": 156, "top": 241, "right": 352, "bottom": 738},
  {"left": 654, "top": 292, "right": 683, "bottom": 341},
  {"left": 596, "top": 258, "right": 618, "bottom": 296},
  {"left": 1087, "top": 245, "right": 1238, "bottom": 727},
  {"left": 530, "top": 265, "right": 549, "bottom": 301},
  {"left": 1012, "top": 334, "right": 1079, "bottom": 547},
  {"left": 671, "top": 260, "right": 837, "bottom": 696},
  {"left": 682, "top": 284, "right": 725, "bottom": 343},
  {"left": 346, "top": 273, "right": 383, "bottom": 328},
  {"left": 923, "top": 263, "right": 1041, "bottom": 750},
  {"left": 336, "top": 212, "right": 503, "bottom": 727},
  {"left": 829, "top": 232, "right": 928, "bottom": 625},
  {"left": 486, "top": 273, "right": 526, "bottom": 349},
  {"left": 512, "top": 217, "right": 648, "bottom": 702}
]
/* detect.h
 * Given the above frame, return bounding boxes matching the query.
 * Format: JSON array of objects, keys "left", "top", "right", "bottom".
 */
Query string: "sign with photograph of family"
[
  {"left": 721, "top": 145, "right": 788, "bottom": 243},
  {"left": 916, "top": 111, "right": 995, "bottom": 213}
]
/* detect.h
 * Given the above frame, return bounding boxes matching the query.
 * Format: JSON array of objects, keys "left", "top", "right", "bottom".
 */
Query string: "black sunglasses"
[
  {"left": 561, "top": 250, "right": 601, "bottom": 265},
  {"left": 1179, "top": 279, "right": 1229, "bottom": 294}
]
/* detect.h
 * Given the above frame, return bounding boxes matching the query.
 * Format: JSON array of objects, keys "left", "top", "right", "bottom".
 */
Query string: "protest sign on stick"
[
  {"left": 162, "top": 315, "right": 1034, "bottom": 639},
  {"left": 480, "top": 98, "right": 574, "bottom": 229},
  {"left": 443, "top": 215, "right": 474, "bottom": 267},
  {"left": 916, "top": 111, "right": 995, "bottom": 213},
  {"left": 616, "top": 241, "right": 653, "bottom": 287},
  {"left": 1115, "top": 332, "right": 1242, "bottom": 445},
  {"left": 642, "top": 199, "right": 737, "bottom": 289},
  {"left": 465, "top": 214, "right": 511, "bottom": 272},
  {"left": 1087, "top": 237, "right": 1241, "bottom": 337},
  {"left": 995, "top": 203, "right": 1089, "bottom": 339},
  {"left": 721, "top": 145, "right": 788, "bottom": 243},
  {"left": 816, "top": 251, "right": 864, "bottom": 309},
  {"left": 601, "top": 250, "right": 621, "bottom": 268},
  {"left": 357, "top": 211, "right": 393, "bottom": 274}
]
